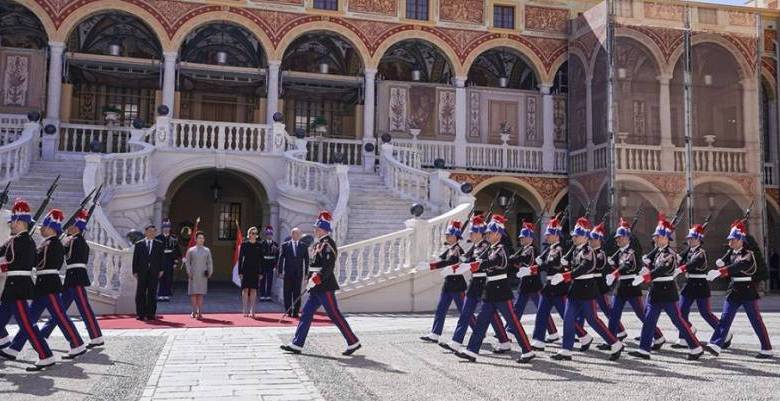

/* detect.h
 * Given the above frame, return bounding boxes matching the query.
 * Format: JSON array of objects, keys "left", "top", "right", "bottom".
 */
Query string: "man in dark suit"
[
  {"left": 278, "top": 228, "right": 309, "bottom": 317},
  {"left": 132, "top": 225, "right": 164, "bottom": 321}
]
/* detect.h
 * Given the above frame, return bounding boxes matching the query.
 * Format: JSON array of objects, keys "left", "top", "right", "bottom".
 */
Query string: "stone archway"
[
  {"left": 164, "top": 168, "right": 270, "bottom": 282},
  {"left": 472, "top": 180, "right": 543, "bottom": 245}
]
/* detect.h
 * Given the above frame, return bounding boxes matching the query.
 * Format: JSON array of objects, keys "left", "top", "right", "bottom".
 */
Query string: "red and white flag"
[{"left": 231, "top": 221, "right": 243, "bottom": 288}]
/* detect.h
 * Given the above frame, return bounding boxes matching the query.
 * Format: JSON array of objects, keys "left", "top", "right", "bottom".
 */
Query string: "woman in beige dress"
[{"left": 184, "top": 231, "right": 213, "bottom": 319}]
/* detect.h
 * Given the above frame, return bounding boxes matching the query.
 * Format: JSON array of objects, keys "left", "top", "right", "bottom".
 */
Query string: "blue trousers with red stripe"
[
  {"left": 640, "top": 301, "right": 700, "bottom": 352},
  {"left": 563, "top": 298, "right": 618, "bottom": 351},
  {"left": 431, "top": 291, "right": 466, "bottom": 336},
  {"left": 532, "top": 295, "right": 587, "bottom": 342},
  {"left": 292, "top": 290, "right": 358, "bottom": 348},
  {"left": 10, "top": 293, "right": 83, "bottom": 352},
  {"left": 678, "top": 295, "right": 720, "bottom": 339},
  {"left": 466, "top": 300, "right": 533, "bottom": 354},
  {"left": 608, "top": 295, "right": 664, "bottom": 340},
  {"left": 577, "top": 294, "right": 625, "bottom": 334},
  {"left": 451, "top": 295, "right": 507, "bottom": 345},
  {"left": 710, "top": 299, "right": 773, "bottom": 351},
  {"left": 40, "top": 286, "right": 103, "bottom": 341},
  {"left": 0, "top": 300, "right": 53, "bottom": 360},
  {"left": 511, "top": 291, "right": 557, "bottom": 335}
]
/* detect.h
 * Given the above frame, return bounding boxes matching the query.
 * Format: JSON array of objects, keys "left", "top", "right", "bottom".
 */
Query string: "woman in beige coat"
[{"left": 184, "top": 231, "right": 213, "bottom": 319}]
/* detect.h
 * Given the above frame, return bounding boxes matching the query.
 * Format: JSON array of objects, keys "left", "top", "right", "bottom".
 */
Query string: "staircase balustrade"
[
  {"left": 765, "top": 162, "right": 778, "bottom": 187},
  {"left": 59, "top": 123, "right": 132, "bottom": 153},
  {"left": 0, "top": 121, "right": 38, "bottom": 183},
  {"left": 305, "top": 137, "right": 363, "bottom": 166},
  {"left": 169, "top": 119, "right": 271, "bottom": 152}
]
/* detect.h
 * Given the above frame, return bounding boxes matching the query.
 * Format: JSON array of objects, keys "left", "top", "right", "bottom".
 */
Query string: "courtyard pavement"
[{"left": 2, "top": 293, "right": 779, "bottom": 401}]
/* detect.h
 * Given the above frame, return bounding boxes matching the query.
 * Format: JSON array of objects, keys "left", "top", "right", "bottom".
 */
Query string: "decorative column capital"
[
  {"left": 268, "top": 59, "right": 282, "bottom": 68},
  {"left": 454, "top": 76, "right": 467, "bottom": 88},
  {"left": 657, "top": 74, "right": 673, "bottom": 84},
  {"left": 163, "top": 51, "right": 178, "bottom": 61},
  {"left": 538, "top": 84, "right": 552, "bottom": 95},
  {"left": 48, "top": 42, "right": 65, "bottom": 52},
  {"left": 364, "top": 68, "right": 378, "bottom": 78}
]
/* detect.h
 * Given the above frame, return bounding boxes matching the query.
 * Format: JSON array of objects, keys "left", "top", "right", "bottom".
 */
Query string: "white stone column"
[
  {"left": 658, "top": 74, "right": 674, "bottom": 169},
  {"left": 540, "top": 84, "right": 556, "bottom": 172},
  {"left": 362, "top": 68, "right": 377, "bottom": 171},
  {"left": 161, "top": 51, "right": 177, "bottom": 116},
  {"left": 742, "top": 79, "right": 761, "bottom": 175},
  {"left": 454, "top": 77, "right": 468, "bottom": 167},
  {"left": 266, "top": 60, "right": 281, "bottom": 124},
  {"left": 585, "top": 76, "right": 594, "bottom": 170},
  {"left": 46, "top": 42, "right": 65, "bottom": 121}
]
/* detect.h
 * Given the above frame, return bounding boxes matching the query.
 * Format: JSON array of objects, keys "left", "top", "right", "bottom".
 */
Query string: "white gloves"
[
  {"left": 549, "top": 273, "right": 564, "bottom": 285},
  {"left": 715, "top": 259, "right": 725, "bottom": 268},
  {"left": 605, "top": 272, "right": 618, "bottom": 286},
  {"left": 631, "top": 275, "right": 645, "bottom": 287},
  {"left": 642, "top": 256, "right": 651, "bottom": 265},
  {"left": 706, "top": 270, "right": 722, "bottom": 281},
  {"left": 535, "top": 256, "right": 544, "bottom": 265},
  {"left": 560, "top": 258, "right": 569, "bottom": 267},
  {"left": 516, "top": 267, "right": 531, "bottom": 278}
]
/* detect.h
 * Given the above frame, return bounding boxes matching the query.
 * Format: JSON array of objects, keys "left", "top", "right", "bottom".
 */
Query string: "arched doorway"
[
  {"left": 473, "top": 180, "right": 542, "bottom": 247},
  {"left": 164, "top": 169, "right": 270, "bottom": 281},
  {"left": 281, "top": 31, "right": 364, "bottom": 139},
  {"left": 64, "top": 11, "right": 163, "bottom": 126},
  {"left": 177, "top": 22, "right": 267, "bottom": 123},
  {"left": 466, "top": 47, "right": 537, "bottom": 90}
]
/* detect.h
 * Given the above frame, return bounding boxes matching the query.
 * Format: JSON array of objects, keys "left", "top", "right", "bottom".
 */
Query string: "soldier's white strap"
[
  {"left": 6, "top": 271, "right": 32, "bottom": 277},
  {"left": 486, "top": 274, "right": 507, "bottom": 282},
  {"left": 163, "top": 250, "right": 173, "bottom": 254},
  {"left": 575, "top": 273, "right": 597, "bottom": 280},
  {"left": 66, "top": 263, "right": 87, "bottom": 270},
  {"left": 686, "top": 274, "right": 707, "bottom": 279},
  {"left": 35, "top": 270, "right": 61, "bottom": 276},
  {"left": 471, "top": 272, "right": 487, "bottom": 278},
  {"left": 309, "top": 267, "right": 322, "bottom": 273},
  {"left": 731, "top": 277, "right": 751, "bottom": 282},
  {"left": 652, "top": 276, "right": 675, "bottom": 282},
  {"left": 263, "top": 256, "right": 276, "bottom": 260},
  {"left": 619, "top": 274, "right": 636, "bottom": 280}
]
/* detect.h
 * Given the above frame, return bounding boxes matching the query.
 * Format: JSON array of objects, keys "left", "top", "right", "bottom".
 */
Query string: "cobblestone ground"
[{"left": 2, "top": 296, "right": 780, "bottom": 401}]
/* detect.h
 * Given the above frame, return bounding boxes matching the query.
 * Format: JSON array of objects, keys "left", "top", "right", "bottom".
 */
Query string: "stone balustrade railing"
[
  {"left": 380, "top": 143, "right": 433, "bottom": 207},
  {"left": 0, "top": 121, "right": 38, "bottom": 183},
  {"left": 306, "top": 137, "right": 363, "bottom": 166},
  {"left": 569, "top": 148, "right": 588, "bottom": 174},
  {"left": 86, "top": 241, "right": 133, "bottom": 298},
  {"left": 0, "top": 114, "right": 26, "bottom": 146},
  {"left": 675, "top": 147, "right": 748, "bottom": 174},
  {"left": 394, "top": 139, "right": 453, "bottom": 168},
  {"left": 617, "top": 143, "right": 663, "bottom": 172},
  {"left": 765, "top": 162, "right": 777, "bottom": 187},
  {"left": 169, "top": 119, "right": 271, "bottom": 152},
  {"left": 465, "top": 143, "right": 544, "bottom": 172},
  {"left": 59, "top": 123, "right": 132, "bottom": 153}
]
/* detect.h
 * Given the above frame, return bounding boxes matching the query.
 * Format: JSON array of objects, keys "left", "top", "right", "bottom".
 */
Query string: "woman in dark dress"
[{"left": 239, "top": 227, "right": 262, "bottom": 317}]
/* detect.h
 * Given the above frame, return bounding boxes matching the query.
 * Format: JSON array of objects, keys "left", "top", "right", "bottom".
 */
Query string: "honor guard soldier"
[
  {"left": 671, "top": 224, "right": 724, "bottom": 349},
  {"left": 456, "top": 215, "right": 536, "bottom": 364},
  {"left": 259, "top": 226, "right": 279, "bottom": 301},
  {"left": 420, "top": 220, "right": 468, "bottom": 344},
  {"left": 552, "top": 218, "right": 623, "bottom": 361},
  {"left": 705, "top": 221, "right": 773, "bottom": 359},
  {"left": 281, "top": 212, "right": 361, "bottom": 356},
  {"left": 605, "top": 218, "right": 665, "bottom": 346},
  {"left": 588, "top": 223, "right": 627, "bottom": 351},
  {"left": 442, "top": 215, "right": 511, "bottom": 353},
  {"left": 510, "top": 220, "right": 558, "bottom": 340},
  {"left": 3, "top": 209, "right": 86, "bottom": 361},
  {"left": 0, "top": 199, "right": 56, "bottom": 371},
  {"left": 628, "top": 215, "right": 703, "bottom": 360},
  {"left": 530, "top": 216, "right": 590, "bottom": 351},
  {"left": 40, "top": 209, "right": 103, "bottom": 347},
  {"left": 157, "top": 218, "right": 181, "bottom": 302}
]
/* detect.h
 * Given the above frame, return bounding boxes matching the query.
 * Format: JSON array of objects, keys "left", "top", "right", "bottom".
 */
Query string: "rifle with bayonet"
[
  {"left": 462, "top": 190, "right": 501, "bottom": 233},
  {"left": 60, "top": 185, "right": 101, "bottom": 239},
  {"left": 27, "top": 175, "right": 60, "bottom": 235},
  {"left": 716, "top": 200, "right": 754, "bottom": 263},
  {"left": 0, "top": 181, "right": 11, "bottom": 211},
  {"left": 561, "top": 199, "right": 595, "bottom": 261},
  {"left": 643, "top": 194, "right": 689, "bottom": 266}
]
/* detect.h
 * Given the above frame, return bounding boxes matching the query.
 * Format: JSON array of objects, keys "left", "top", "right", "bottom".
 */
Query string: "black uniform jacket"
[
  {"left": 610, "top": 245, "right": 643, "bottom": 298},
  {"left": 430, "top": 243, "right": 467, "bottom": 293},
  {"left": 63, "top": 233, "right": 91, "bottom": 288},
  {"left": 540, "top": 242, "right": 568, "bottom": 297},
  {"left": 647, "top": 245, "right": 680, "bottom": 304},
  {"left": 33, "top": 235, "right": 65, "bottom": 297},
  {"left": 679, "top": 245, "right": 710, "bottom": 299},
  {"left": 308, "top": 235, "right": 339, "bottom": 293},
  {"left": 463, "top": 239, "right": 491, "bottom": 298},
  {"left": 2, "top": 231, "right": 37, "bottom": 302}
]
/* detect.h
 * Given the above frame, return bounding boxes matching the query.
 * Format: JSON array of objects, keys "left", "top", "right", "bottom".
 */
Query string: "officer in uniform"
[
  {"left": 455, "top": 215, "right": 536, "bottom": 364},
  {"left": 0, "top": 199, "right": 55, "bottom": 371},
  {"left": 705, "top": 220, "right": 773, "bottom": 359},
  {"left": 3, "top": 209, "right": 86, "bottom": 361},
  {"left": 441, "top": 215, "right": 510, "bottom": 353},
  {"left": 530, "top": 216, "right": 590, "bottom": 351},
  {"left": 421, "top": 220, "right": 469, "bottom": 343},
  {"left": 281, "top": 211, "right": 361, "bottom": 356},
  {"left": 259, "top": 226, "right": 279, "bottom": 301},
  {"left": 509, "top": 220, "right": 559, "bottom": 341},
  {"left": 156, "top": 218, "right": 181, "bottom": 302},
  {"left": 671, "top": 223, "right": 724, "bottom": 349},
  {"left": 588, "top": 223, "right": 626, "bottom": 347},
  {"left": 40, "top": 209, "right": 103, "bottom": 347},
  {"left": 552, "top": 218, "right": 623, "bottom": 361},
  {"left": 628, "top": 215, "right": 703, "bottom": 360},
  {"left": 605, "top": 218, "right": 665, "bottom": 347}
]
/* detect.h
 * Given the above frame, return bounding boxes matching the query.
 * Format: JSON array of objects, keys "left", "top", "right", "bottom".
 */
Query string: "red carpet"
[{"left": 97, "top": 313, "right": 333, "bottom": 330}]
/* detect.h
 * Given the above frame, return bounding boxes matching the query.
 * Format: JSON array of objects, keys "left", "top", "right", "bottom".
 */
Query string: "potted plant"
[
  {"left": 103, "top": 105, "right": 122, "bottom": 123},
  {"left": 310, "top": 116, "right": 327, "bottom": 135},
  {"left": 407, "top": 117, "right": 422, "bottom": 139}
]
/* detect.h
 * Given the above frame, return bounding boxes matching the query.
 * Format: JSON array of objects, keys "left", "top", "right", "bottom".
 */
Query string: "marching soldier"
[
  {"left": 552, "top": 218, "right": 623, "bottom": 361},
  {"left": 2, "top": 209, "right": 86, "bottom": 361},
  {"left": 421, "top": 220, "right": 468, "bottom": 344},
  {"left": 530, "top": 216, "right": 590, "bottom": 351},
  {"left": 705, "top": 221, "right": 773, "bottom": 359},
  {"left": 605, "top": 218, "right": 665, "bottom": 347},
  {"left": 281, "top": 211, "right": 361, "bottom": 356},
  {"left": 0, "top": 199, "right": 55, "bottom": 371},
  {"left": 455, "top": 215, "right": 536, "bottom": 364},
  {"left": 441, "top": 215, "right": 511, "bottom": 353},
  {"left": 671, "top": 223, "right": 724, "bottom": 349},
  {"left": 588, "top": 223, "right": 627, "bottom": 351},
  {"left": 156, "top": 218, "right": 181, "bottom": 302},
  {"left": 40, "top": 209, "right": 103, "bottom": 347},
  {"left": 509, "top": 220, "right": 558, "bottom": 341},
  {"left": 628, "top": 215, "right": 703, "bottom": 360},
  {"left": 259, "top": 226, "right": 279, "bottom": 301}
]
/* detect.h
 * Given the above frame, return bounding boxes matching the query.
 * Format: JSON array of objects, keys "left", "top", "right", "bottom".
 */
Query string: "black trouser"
[
  {"left": 260, "top": 266, "right": 275, "bottom": 298},
  {"left": 284, "top": 274, "right": 303, "bottom": 316},
  {"left": 135, "top": 270, "right": 159, "bottom": 318}
]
